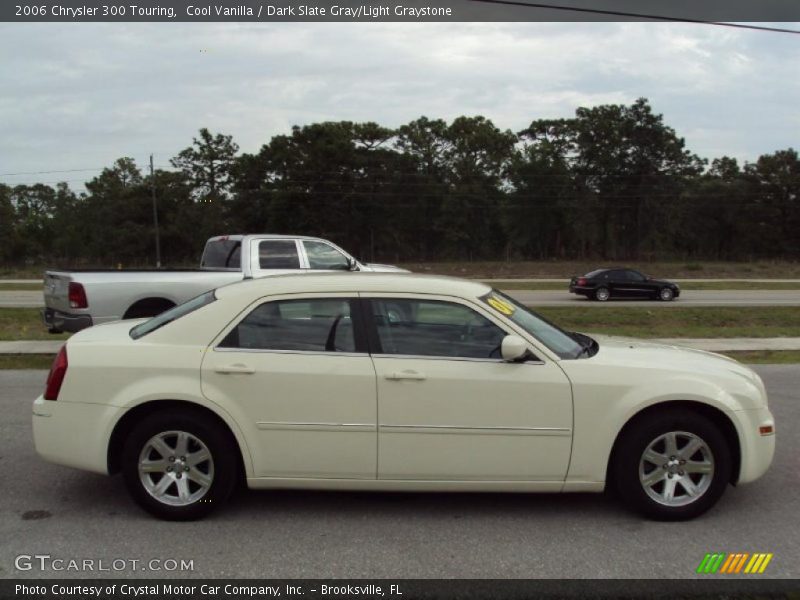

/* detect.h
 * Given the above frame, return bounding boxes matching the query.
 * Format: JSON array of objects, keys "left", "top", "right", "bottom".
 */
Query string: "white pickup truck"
[{"left": 42, "top": 234, "right": 405, "bottom": 333}]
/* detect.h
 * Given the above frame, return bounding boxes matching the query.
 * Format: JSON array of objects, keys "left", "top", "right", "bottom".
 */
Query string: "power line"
[{"left": 467, "top": 0, "right": 800, "bottom": 34}]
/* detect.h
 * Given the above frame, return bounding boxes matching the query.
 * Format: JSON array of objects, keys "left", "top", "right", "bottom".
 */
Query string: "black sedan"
[{"left": 569, "top": 268, "right": 680, "bottom": 302}]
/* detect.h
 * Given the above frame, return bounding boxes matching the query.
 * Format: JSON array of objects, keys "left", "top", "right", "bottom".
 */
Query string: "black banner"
[
  {"left": 3, "top": 0, "right": 800, "bottom": 23},
  {"left": 2, "top": 580, "right": 800, "bottom": 600}
]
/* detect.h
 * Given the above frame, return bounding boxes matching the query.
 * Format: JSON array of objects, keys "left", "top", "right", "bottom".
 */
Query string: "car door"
[
  {"left": 605, "top": 269, "right": 631, "bottom": 297},
  {"left": 201, "top": 294, "right": 378, "bottom": 479},
  {"left": 302, "top": 240, "right": 353, "bottom": 271},
  {"left": 363, "top": 294, "right": 573, "bottom": 482},
  {"left": 623, "top": 270, "right": 652, "bottom": 298}
]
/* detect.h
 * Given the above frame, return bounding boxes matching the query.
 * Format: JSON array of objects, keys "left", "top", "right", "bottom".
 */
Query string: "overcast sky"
[{"left": 1, "top": 21, "right": 798, "bottom": 188}]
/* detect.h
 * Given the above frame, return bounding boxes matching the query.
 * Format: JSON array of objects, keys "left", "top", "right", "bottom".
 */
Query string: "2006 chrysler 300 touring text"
[{"left": 32, "top": 273, "right": 775, "bottom": 521}]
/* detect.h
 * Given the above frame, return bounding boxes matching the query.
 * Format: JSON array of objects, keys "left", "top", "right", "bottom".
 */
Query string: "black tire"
[
  {"left": 594, "top": 287, "right": 610, "bottom": 302},
  {"left": 658, "top": 287, "right": 675, "bottom": 302},
  {"left": 611, "top": 409, "right": 731, "bottom": 521},
  {"left": 121, "top": 409, "right": 238, "bottom": 520}
]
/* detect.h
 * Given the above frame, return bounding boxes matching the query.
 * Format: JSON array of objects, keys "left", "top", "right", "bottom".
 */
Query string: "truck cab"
[{"left": 201, "top": 234, "right": 401, "bottom": 276}]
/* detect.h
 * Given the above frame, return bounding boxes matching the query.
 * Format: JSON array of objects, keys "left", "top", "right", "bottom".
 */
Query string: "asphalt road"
[
  {"left": 3, "top": 289, "right": 800, "bottom": 308},
  {"left": 1, "top": 367, "right": 798, "bottom": 579}
]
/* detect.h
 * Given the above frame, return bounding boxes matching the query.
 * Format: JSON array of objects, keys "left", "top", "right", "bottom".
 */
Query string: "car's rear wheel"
[
  {"left": 594, "top": 287, "right": 610, "bottom": 302},
  {"left": 121, "top": 410, "right": 237, "bottom": 520},
  {"left": 659, "top": 287, "right": 675, "bottom": 301},
  {"left": 611, "top": 410, "right": 731, "bottom": 520}
]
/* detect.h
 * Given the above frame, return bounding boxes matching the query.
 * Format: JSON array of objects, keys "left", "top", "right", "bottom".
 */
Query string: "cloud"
[{"left": 1, "top": 21, "right": 798, "bottom": 187}]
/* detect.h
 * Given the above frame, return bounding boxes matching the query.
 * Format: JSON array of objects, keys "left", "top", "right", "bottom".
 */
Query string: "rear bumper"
[
  {"left": 42, "top": 307, "right": 93, "bottom": 333},
  {"left": 569, "top": 286, "right": 593, "bottom": 295},
  {"left": 32, "top": 395, "right": 122, "bottom": 475}
]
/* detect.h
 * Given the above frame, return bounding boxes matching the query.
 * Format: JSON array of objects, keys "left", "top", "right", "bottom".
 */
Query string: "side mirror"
[
  {"left": 344, "top": 257, "right": 358, "bottom": 271},
  {"left": 501, "top": 335, "right": 531, "bottom": 362}
]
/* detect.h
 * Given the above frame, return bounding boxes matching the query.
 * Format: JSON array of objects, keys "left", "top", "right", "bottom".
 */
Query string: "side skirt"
[{"left": 246, "top": 478, "right": 605, "bottom": 493}]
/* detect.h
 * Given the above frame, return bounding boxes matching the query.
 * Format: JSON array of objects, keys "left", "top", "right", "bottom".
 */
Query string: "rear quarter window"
[{"left": 130, "top": 291, "right": 216, "bottom": 339}]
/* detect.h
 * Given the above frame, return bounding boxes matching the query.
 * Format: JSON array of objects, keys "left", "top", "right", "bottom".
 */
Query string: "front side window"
[
  {"left": 304, "top": 240, "right": 351, "bottom": 270},
  {"left": 219, "top": 298, "right": 357, "bottom": 352},
  {"left": 480, "top": 290, "right": 583, "bottom": 359},
  {"left": 259, "top": 240, "right": 300, "bottom": 269},
  {"left": 626, "top": 270, "right": 646, "bottom": 282},
  {"left": 370, "top": 299, "right": 506, "bottom": 359}
]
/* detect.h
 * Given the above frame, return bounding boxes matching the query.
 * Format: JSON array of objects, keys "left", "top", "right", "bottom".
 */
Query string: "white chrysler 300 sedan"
[{"left": 33, "top": 273, "right": 775, "bottom": 520}]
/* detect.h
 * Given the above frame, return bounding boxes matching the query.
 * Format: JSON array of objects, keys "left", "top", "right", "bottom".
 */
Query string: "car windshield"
[
  {"left": 129, "top": 291, "right": 216, "bottom": 339},
  {"left": 480, "top": 290, "right": 585, "bottom": 359},
  {"left": 584, "top": 269, "right": 605, "bottom": 278}
]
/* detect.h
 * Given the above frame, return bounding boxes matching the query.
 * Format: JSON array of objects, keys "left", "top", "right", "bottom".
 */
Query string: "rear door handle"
[
  {"left": 385, "top": 370, "right": 426, "bottom": 381},
  {"left": 215, "top": 363, "right": 255, "bottom": 374}
]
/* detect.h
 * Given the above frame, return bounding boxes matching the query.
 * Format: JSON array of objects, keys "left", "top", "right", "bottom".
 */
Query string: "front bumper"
[
  {"left": 33, "top": 395, "right": 123, "bottom": 475},
  {"left": 42, "top": 307, "right": 93, "bottom": 333},
  {"left": 733, "top": 406, "right": 775, "bottom": 485}
]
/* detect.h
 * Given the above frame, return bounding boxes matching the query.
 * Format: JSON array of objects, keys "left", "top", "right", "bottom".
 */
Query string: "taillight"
[
  {"left": 577, "top": 278, "right": 587, "bottom": 286},
  {"left": 68, "top": 282, "right": 88, "bottom": 309},
  {"left": 44, "top": 346, "right": 68, "bottom": 400}
]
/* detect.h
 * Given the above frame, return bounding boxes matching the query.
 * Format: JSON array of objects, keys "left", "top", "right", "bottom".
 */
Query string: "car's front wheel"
[
  {"left": 611, "top": 410, "right": 732, "bottom": 520},
  {"left": 121, "top": 410, "right": 238, "bottom": 520}
]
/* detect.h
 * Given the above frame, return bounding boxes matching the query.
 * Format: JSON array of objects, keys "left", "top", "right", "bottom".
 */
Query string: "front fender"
[{"left": 565, "top": 372, "right": 753, "bottom": 484}]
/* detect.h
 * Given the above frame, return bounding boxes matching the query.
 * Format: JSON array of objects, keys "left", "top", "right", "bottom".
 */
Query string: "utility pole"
[{"left": 150, "top": 154, "right": 162, "bottom": 268}]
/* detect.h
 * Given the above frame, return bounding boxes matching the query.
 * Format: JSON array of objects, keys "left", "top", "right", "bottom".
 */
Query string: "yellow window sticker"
[{"left": 485, "top": 295, "right": 515, "bottom": 316}]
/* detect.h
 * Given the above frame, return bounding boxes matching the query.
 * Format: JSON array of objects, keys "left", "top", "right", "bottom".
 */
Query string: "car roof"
[
  {"left": 214, "top": 272, "right": 493, "bottom": 301},
  {"left": 208, "top": 234, "right": 332, "bottom": 243}
]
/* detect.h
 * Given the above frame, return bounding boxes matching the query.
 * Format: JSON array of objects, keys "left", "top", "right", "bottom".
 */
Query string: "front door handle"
[
  {"left": 385, "top": 370, "right": 426, "bottom": 381},
  {"left": 215, "top": 363, "right": 255, "bottom": 375}
]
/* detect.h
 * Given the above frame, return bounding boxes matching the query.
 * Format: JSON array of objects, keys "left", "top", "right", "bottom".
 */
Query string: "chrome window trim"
[
  {"left": 214, "top": 347, "right": 368, "bottom": 358},
  {"left": 371, "top": 353, "right": 544, "bottom": 365}
]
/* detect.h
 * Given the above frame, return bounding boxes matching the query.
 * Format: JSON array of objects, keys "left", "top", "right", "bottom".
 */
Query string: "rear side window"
[
  {"left": 130, "top": 291, "right": 216, "bottom": 339},
  {"left": 219, "top": 298, "right": 357, "bottom": 353},
  {"left": 201, "top": 239, "right": 241, "bottom": 268},
  {"left": 259, "top": 240, "right": 300, "bottom": 269}
]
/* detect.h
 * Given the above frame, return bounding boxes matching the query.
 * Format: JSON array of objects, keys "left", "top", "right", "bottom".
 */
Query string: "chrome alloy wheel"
[
  {"left": 138, "top": 430, "right": 214, "bottom": 506},
  {"left": 595, "top": 288, "right": 610, "bottom": 301},
  {"left": 660, "top": 288, "right": 674, "bottom": 301},
  {"left": 639, "top": 431, "right": 714, "bottom": 507}
]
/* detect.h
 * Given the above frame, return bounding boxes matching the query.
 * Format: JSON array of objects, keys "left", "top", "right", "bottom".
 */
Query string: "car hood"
[
  {"left": 360, "top": 263, "right": 409, "bottom": 273},
  {"left": 586, "top": 334, "right": 763, "bottom": 388},
  {"left": 648, "top": 278, "right": 679, "bottom": 287}
]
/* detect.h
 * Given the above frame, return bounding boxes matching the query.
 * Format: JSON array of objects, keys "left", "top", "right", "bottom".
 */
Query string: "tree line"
[{"left": 1, "top": 98, "right": 798, "bottom": 267}]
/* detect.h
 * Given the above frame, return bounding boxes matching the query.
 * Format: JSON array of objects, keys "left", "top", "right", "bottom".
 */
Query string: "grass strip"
[
  {"left": 0, "top": 354, "right": 56, "bottom": 369},
  {"left": 720, "top": 350, "right": 800, "bottom": 364},
  {"left": 2, "top": 306, "right": 800, "bottom": 341},
  {"left": 534, "top": 306, "right": 800, "bottom": 339},
  {"left": 0, "top": 283, "right": 43, "bottom": 291},
  {"left": 2, "top": 350, "right": 798, "bottom": 369},
  {"left": 0, "top": 308, "right": 71, "bottom": 341}
]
